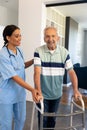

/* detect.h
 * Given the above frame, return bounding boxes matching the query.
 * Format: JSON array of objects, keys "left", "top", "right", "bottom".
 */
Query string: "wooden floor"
[
  {"left": 23, "top": 86, "right": 87, "bottom": 130},
  {"left": 60, "top": 85, "right": 73, "bottom": 105},
  {"left": 61, "top": 86, "right": 87, "bottom": 109}
]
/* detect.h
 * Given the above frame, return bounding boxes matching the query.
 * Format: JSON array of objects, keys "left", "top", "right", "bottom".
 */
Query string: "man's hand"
[{"left": 73, "top": 90, "right": 82, "bottom": 101}]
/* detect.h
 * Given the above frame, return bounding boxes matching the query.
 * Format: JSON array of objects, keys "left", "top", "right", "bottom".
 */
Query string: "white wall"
[
  {"left": 81, "top": 30, "right": 87, "bottom": 66},
  {"left": 76, "top": 25, "right": 84, "bottom": 65},
  {"left": 68, "top": 17, "right": 78, "bottom": 64},
  {"left": 0, "top": 5, "right": 18, "bottom": 26},
  {"left": 18, "top": 0, "right": 46, "bottom": 101},
  {"left": 0, "top": 5, "right": 18, "bottom": 50},
  {"left": 0, "top": 25, "right": 4, "bottom": 49}
]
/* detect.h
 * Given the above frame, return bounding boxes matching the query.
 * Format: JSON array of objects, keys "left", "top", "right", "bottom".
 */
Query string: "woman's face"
[{"left": 7, "top": 29, "right": 21, "bottom": 46}]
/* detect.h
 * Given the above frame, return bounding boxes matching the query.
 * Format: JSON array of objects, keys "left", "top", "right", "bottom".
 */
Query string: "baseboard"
[{"left": 63, "top": 82, "right": 72, "bottom": 87}]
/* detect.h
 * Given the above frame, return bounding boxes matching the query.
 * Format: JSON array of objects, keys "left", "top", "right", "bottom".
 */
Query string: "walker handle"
[
  {"left": 34, "top": 99, "right": 44, "bottom": 114},
  {"left": 71, "top": 96, "right": 85, "bottom": 111}
]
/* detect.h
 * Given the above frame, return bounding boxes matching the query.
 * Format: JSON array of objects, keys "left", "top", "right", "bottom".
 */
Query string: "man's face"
[{"left": 44, "top": 28, "right": 59, "bottom": 50}]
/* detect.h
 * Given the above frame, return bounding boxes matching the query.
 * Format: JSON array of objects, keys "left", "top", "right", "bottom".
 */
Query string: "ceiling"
[
  {"left": 54, "top": 3, "right": 87, "bottom": 29},
  {"left": 0, "top": 0, "right": 18, "bottom": 12},
  {"left": 43, "top": 0, "right": 79, "bottom": 4},
  {"left": 0, "top": 0, "right": 87, "bottom": 29}
]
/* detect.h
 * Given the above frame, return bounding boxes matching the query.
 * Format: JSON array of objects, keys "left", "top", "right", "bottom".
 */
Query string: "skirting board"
[{"left": 63, "top": 82, "right": 72, "bottom": 87}]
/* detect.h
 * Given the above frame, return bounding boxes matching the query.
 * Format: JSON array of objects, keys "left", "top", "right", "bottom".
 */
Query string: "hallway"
[{"left": 24, "top": 86, "right": 87, "bottom": 130}]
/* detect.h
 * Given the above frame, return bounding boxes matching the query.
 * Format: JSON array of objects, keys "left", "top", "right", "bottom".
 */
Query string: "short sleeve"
[
  {"left": 34, "top": 48, "right": 41, "bottom": 66},
  {"left": 65, "top": 54, "right": 73, "bottom": 70}
]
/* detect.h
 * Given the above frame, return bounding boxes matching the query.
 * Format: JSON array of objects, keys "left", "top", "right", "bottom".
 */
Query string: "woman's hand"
[{"left": 31, "top": 88, "right": 43, "bottom": 103}]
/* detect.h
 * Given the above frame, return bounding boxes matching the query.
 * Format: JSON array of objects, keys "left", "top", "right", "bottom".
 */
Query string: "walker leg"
[{"left": 30, "top": 103, "right": 35, "bottom": 130}]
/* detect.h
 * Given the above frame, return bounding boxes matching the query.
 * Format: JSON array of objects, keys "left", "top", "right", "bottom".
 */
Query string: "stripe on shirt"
[
  {"left": 41, "top": 62, "right": 64, "bottom": 68},
  {"left": 34, "top": 52, "right": 39, "bottom": 58},
  {"left": 41, "top": 67, "right": 65, "bottom": 76},
  {"left": 64, "top": 54, "right": 70, "bottom": 63},
  {"left": 34, "top": 57, "right": 41, "bottom": 66}
]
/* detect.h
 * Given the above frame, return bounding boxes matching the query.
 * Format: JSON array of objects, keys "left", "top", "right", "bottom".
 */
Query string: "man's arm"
[
  {"left": 68, "top": 69, "right": 82, "bottom": 100},
  {"left": 34, "top": 66, "right": 42, "bottom": 95}
]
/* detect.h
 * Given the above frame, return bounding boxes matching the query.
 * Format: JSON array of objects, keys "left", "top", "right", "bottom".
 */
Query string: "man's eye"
[{"left": 46, "top": 36, "right": 49, "bottom": 38}]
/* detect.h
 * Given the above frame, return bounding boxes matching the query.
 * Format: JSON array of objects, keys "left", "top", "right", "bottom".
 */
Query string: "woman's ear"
[{"left": 6, "top": 36, "right": 10, "bottom": 42}]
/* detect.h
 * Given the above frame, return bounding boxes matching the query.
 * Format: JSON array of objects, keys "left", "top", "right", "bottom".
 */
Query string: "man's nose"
[{"left": 49, "top": 36, "right": 53, "bottom": 41}]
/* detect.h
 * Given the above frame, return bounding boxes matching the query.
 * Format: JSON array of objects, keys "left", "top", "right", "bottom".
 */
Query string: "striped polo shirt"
[{"left": 34, "top": 44, "right": 73, "bottom": 100}]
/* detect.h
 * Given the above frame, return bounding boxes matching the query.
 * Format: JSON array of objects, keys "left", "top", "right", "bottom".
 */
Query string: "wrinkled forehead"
[{"left": 44, "top": 27, "right": 57, "bottom": 35}]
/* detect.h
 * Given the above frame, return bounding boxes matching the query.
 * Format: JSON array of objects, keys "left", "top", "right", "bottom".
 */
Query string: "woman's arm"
[
  {"left": 25, "top": 59, "right": 34, "bottom": 68},
  {"left": 12, "top": 75, "right": 40, "bottom": 102}
]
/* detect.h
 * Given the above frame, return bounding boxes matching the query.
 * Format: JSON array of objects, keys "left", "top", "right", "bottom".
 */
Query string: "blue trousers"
[
  {"left": 0, "top": 101, "right": 26, "bottom": 130},
  {"left": 37, "top": 98, "right": 61, "bottom": 130}
]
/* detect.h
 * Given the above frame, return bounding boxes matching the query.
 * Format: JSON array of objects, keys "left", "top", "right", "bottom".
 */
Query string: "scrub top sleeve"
[{"left": 0, "top": 57, "right": 17, "bottom": 80}]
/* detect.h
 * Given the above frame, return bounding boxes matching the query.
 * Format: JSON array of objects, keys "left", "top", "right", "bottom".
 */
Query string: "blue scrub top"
[{"left": 0, "top": 47, "right": 26, "bottom": 104}]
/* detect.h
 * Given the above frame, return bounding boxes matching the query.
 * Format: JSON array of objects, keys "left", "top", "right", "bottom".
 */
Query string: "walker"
[{"left": 30, "top": 96, "right": 85, "bottom": 130}]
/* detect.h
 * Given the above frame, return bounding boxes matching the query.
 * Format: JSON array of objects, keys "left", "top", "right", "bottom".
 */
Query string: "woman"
[{"left": 0, "top": 25, "right": 40, "bottom": 130}]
